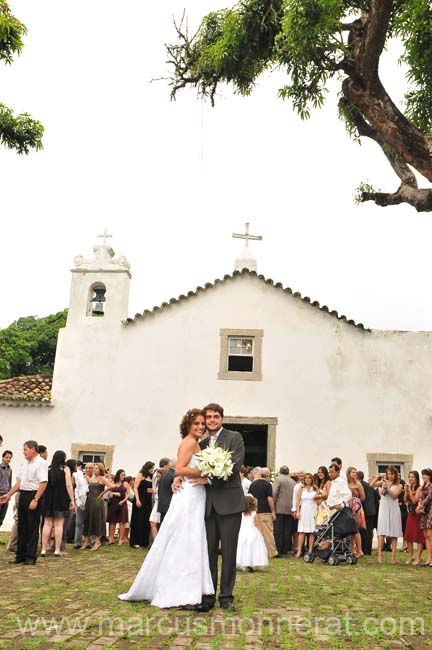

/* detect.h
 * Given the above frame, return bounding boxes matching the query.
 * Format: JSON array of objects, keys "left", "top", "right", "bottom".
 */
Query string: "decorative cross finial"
[
  {"left": 232, "top": 222, "right": 262, "bottom": 248},
  {"left": 97, "top": 228, "right": 112, "bottom": 245}
]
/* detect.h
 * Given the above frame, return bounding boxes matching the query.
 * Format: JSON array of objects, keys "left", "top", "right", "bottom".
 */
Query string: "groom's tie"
[{"left": 209, "top": 435, "right": 215, "bottom": 448}]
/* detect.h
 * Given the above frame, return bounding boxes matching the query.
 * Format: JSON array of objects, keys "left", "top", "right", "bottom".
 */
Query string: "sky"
[{"left": 1, "top": 1, "right": 432, "bottom": 332}]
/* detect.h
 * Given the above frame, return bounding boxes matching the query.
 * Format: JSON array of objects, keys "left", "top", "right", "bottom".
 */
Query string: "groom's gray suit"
[{"left": 200, "top": 427, "right": 246, "bottom": 607}]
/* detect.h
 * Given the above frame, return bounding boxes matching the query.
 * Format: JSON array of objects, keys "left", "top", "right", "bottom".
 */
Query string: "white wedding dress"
[{"left": 118, "top": 455, "right": 214, "bottom": 608}]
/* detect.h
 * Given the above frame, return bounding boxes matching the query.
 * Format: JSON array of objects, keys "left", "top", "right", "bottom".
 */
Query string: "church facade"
[{"left": 1, "top": 236, "right": 432, "bottom": 530}]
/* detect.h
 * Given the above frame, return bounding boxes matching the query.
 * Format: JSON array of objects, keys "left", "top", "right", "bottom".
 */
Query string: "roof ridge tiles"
[{"left": 123, "top": 270, "right": 368, "bottom": 331}]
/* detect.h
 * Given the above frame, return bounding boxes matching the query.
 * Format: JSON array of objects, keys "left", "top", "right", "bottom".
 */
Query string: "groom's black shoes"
[
  {"left": 220, "top": 602, "right": 236, "bottom": 611},
  {"left": 194, "top": 603, "right": 213, "bottom": 613}
]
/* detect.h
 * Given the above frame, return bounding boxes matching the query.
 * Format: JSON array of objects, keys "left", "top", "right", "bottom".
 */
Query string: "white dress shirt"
[
  {"left": 242, "top": 477, "right": 251, "bottom": 495},
  {"left": 327, "top": 476, "right": 352, "bottom": 509},
  {"left": 292, "top": 482, "right": 304, "bottom": 512},
  {"left": 16, "top": 455, "right": 48, "bottom": 491},
  {"left": 74, "top": 469, "right": 89, "bottom": 507},
  {"left": 208, "top": 427, "right": 222, "bottom": 447}
]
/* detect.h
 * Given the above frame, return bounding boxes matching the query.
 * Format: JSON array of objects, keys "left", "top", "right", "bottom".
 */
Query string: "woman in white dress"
[
  {"left": 373, "top": 466, "right": 403, "bottom": 564},
  {"left": 295, "top": 473, "right": 317, "bottom": 557},
  {"left": 118, "top": 408, "right": 214, "bottom": 608}
]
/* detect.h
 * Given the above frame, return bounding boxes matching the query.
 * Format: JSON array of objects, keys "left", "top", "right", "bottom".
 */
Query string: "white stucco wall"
[{"left": 2, "top": 272, "right": 432, "bottom": 531}]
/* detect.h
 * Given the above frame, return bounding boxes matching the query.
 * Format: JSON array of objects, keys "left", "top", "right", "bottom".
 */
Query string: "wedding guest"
[
  {"left": 0, "top": 450, "right": 13, "bottom": 534},
  {"left": 404, "top": 470, "right": 424, "bottom": 565},
  {"left": 0, "top": 440, "right": 48, "bottom": 565},
  {"left": 295, "top": 473, "right": 317, "bottom": 557},
  {"left": 129, "top": 461, "right": 154, "bottom": 549},
  {"left": 41, "top": 451, "right": 76, "bottom": 557},
  {"left": 236, "top": 495, "right": 268, "bottom": 572},
  {"left": 314, "top": 466, "right": 331, "bottom": 526},
  {"left": 152, "top": 458, "right": 170, "bottom": 497},
  {"left": 252, "top": 466, "right": 262, "bottom": 481},
  {"left": 326, "top": 464, "right": 352, "bottom": 511},
  {"left": 107, "top": 469, "right": 130, "bottom": 545},
  {"left": 399, "top": 478, "right": 409, "bottom": 551},
  {"left": 240, "top": 466, "right": 252, "bottom": 495},
  {"left": 124, "top": 475, "right": 135, "bottom": 540},
  {"left": 149, "top": 469, "right": 162, "bottom": 542},
  {"left": 417, "top": 468, "right": 432, "bottom": 566},
  {"left": 357, "top": 470, "right": 378, "bottom": 555},
  {"left": 38, "top": 445, "right": 48, "bottom": 461},
  {"left": 62, "top": 459, "right": 78, "bottom": 547},
  {"left": 84, "top": 463, "right": 94, "bottom": 482},
  {"left": 6, "top": 493, "right": 19, "bottom": 553},
  {"left": 249, "top": 467, "right": 278, "bottom": 558},
  {"left": 273, "top": 466, "right": 295, "bottom": 556},
  {"left": 157, "top": 460, "right": 175, "bottom": 526},
  {"left": 81, "top": 463, "right": 115, "bottom": 551},
  {"left": 346, "top": 467, "right": 366, "bottom": 558},
  {"left": 331, "top": 457, "right": 347, "bottom": 481},
  {"left": 373, "top": 466, "right": 403, "bottom": 564},
  {"left": 291, "top": 471, "right": 304, "bottom": 554},
  {"left": 73, "top": 461, "right": 89, "bottom": 548}
]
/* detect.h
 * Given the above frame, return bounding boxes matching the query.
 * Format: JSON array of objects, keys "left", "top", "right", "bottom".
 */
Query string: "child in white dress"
[{"left": 236, "top": 495, "right": 269, "bottom": 572}]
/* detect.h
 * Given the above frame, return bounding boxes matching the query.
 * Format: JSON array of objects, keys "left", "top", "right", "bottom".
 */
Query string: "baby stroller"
[{"left": 303, "top": 506, "right": 358, "bottom": 566}]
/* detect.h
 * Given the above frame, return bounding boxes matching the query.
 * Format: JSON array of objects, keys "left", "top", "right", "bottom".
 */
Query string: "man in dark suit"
[
  {"left": 357, "top": 470, "right": 378, "bottom": 555},
  {"left": 157, "top": 460, "right": 176, "bottom": 525},
  {"left": 192, "top": 403, "right": 246, "bottom": 612}
]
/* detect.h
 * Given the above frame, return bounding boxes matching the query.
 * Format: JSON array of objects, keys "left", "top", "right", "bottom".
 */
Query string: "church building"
[{"left": 1, "top": 226, "right": 431, "bottom": 526}]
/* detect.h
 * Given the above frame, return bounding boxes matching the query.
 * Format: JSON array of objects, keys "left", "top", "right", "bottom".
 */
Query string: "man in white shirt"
[
  {"left": 331, "top": 457, "right": 347, "bottom": 482},
  {"left": 327, "top": 464, "right": 352, "bottom": 511},
  {"left": 0, "top": 440, "right": 48, "bottom": 565},
  {"left": 73, "top": 461, "right": 89, "bottom": 548}
]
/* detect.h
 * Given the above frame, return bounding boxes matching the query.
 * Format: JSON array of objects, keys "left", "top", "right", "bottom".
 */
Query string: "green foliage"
[
  {"left": 0, "top": 310, "right": 67, "bottom": 379},
  {"left": 0, "top": 104, "right": 44, "bottom": 154},
  {"left": 354, "top": 181, "right": 380, "bottom": 204},
  {"left": 0, "top": 0, "right": 26, "bottom": 63},
  {"left": 276, "top": 0, "right": 346, "bottom": 119},
  {"left": 0, "top": 1, "right": 44, "bottom": 154},
  {"left": 179, "top": 1, "right": 284, "bottom": 100},
  {"left": 171, "top": 0, "right": 432, "bottom": 134},
  {"left": 394, "top": 0, "right": 432, "bottom": 134}
]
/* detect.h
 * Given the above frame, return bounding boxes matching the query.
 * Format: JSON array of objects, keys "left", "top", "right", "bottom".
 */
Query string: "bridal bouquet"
[{"left": 195, "top": 446, "right": 234, "bottom": 481}]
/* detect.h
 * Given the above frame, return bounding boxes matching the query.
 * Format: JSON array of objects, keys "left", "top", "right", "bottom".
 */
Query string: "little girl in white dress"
[{"left": 236, "top": 495, "right": 269, "bottom": 571}]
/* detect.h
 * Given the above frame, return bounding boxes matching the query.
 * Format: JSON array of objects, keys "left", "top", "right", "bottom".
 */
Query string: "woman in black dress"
[
  {"left": 130, "top": 461, "right": 155, "bottom": 549},
  {"left": 107, "top": 469, "right": 131, "bottom": 545},
  {"left": 41, "top": 451, "right": 76, "bottom": 557}
]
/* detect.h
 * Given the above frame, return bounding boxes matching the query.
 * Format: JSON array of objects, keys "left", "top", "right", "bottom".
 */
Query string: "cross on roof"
[
  {"left": 232, "top": 222, "right": 262, "bottom": 248},
  {"left": 97, "top": 228, "right": 112, "bottom": 245}
]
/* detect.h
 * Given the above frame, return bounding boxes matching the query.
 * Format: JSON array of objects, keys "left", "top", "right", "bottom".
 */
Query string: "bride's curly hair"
[{"left": 180, "top": 408, "right": 204, "bottom": 438}]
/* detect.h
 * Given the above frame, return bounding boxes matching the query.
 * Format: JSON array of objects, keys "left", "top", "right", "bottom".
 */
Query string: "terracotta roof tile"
[
  {"left": 0, "top": 375, "right": 52, "bottom": 404},
  {"left": 125, "top": 269, "right": 369, "bottom": 331}
]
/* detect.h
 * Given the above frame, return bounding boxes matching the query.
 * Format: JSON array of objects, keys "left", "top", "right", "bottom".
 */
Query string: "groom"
[{"left": 192, "top": 403, "right": 246, "bottom": 611}]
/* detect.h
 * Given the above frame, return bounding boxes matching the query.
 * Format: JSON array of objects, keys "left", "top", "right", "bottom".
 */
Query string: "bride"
[{"left": 118, "top": 408, "right": 214, "bottom": 608}]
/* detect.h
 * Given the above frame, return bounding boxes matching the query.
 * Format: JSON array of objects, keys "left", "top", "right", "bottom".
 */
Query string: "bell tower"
[{"left": 66, "top": 231, "right": 131, "bottom": 326}]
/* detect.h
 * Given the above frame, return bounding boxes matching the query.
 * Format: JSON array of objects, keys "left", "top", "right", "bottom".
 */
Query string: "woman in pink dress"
[
  {"left": 403, "top": 470, "right": 424, "bottom": 565},
  {"left": 347, "top": 467, "right": 366, "bottom": 558}
]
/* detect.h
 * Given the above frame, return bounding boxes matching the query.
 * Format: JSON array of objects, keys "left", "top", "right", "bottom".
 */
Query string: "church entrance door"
[
  {"left": 224, "top": 423, "right": 267, "bottom": 467},
  {"left": 223, "top": 417, "right": 277, "bottom": 469}
]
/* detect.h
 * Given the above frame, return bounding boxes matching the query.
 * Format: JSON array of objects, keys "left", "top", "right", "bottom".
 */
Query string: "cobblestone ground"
[{"left": 1, "top": 533, "right": 431, "bottom": 650}]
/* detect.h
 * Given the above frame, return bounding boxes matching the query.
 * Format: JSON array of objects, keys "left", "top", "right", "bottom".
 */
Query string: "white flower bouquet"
[{"left": 195, "top": 445, "right": 234, "bottom": 481}]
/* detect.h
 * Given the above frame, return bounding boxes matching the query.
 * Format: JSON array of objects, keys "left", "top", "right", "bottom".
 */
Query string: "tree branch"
[
  {"left": 361, "top": 187, "right": 432, "bottom": 212},
  {"left": 358, "top": 0, "right": 393, "bottom": 84}
]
